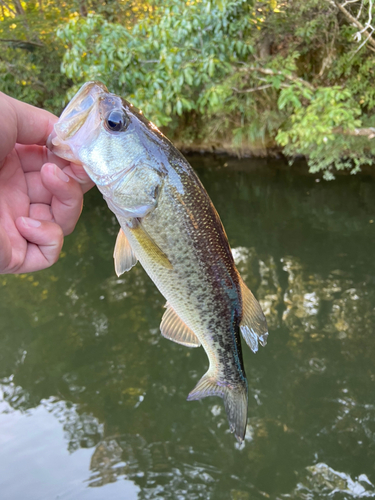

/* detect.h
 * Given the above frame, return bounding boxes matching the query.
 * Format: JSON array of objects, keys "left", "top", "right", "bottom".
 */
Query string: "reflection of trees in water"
[
  {"left": 86, "top": 438, "right": 375, "bottom": 499},
  {"left": 1, "top": 245, "right": 375, "bottom": 497},
  {"left": 233, "top": 247, "right": 375, "bottom": 354},
  {"left": 279, "top": 257, "right": 375, "bottom": 363},
  {"left": 283, "top": 463, "right": 375, "bottom": 499},
  {"left": 1, "top": 172, "right": 375, "bottom": 497},
  {"left": 87, "top": 434, "right": 264, "bottom": 499}
]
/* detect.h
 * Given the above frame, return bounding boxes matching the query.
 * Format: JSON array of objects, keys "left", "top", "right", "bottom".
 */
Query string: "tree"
[
  {"left": 0, "top": 1, "right": 71, "bottom": 111},
  {"left": 56, "top": 0, "right": 375, "bottom": 178},
  {"left": 3, "top": 0, "right": 375, "bottom": 177}
]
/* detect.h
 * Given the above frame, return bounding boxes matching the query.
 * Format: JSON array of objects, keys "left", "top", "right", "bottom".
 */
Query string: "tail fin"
[{"left": 187, "top": 373, "right": 248, "bottom": 443}]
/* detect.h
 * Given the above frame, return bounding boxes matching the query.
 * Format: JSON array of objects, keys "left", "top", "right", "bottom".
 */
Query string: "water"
[{"left": 1, "top": 156, "right": 375, "bottom": 500}]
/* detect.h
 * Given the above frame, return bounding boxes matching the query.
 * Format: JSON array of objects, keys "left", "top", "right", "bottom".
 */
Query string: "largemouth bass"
[{"left": 48, "top": 82, "right": 268, "bottom": 443}]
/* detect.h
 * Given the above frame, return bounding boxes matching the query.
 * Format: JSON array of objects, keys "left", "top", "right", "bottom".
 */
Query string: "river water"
[{"left": 1, "top": 156, "right": 375, "bottom": 499}]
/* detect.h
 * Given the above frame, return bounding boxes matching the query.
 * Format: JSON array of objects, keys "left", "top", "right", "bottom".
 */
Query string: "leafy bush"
[
  {"left": 2, "top": 0, "right": 375, "bottom": 177},
  {"left": 0, "top": 1, "right": 71, "bottom": 112}
]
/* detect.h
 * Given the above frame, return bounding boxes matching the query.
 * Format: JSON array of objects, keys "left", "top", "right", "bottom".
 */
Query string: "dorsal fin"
[
  {"left": 160, "top": 303, "right": 201, "bottom": 347},
  {"left": 239, "top": 278, "right": 268, "bottom": 353},
  {"left": 113, "top": 229, "right": 138, "bottom": 277}
]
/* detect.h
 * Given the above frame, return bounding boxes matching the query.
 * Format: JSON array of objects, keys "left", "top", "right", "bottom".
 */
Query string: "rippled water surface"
[{"left": 1, "top": 156, "right": 375, "bottom": 500}]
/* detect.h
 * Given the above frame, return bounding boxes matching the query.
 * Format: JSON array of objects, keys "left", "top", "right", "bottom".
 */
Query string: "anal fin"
[
  {"left": 160, "top": 303, "right": 201, "bottom": 347},
  {"left": 239, "top": 278, "right": 268, "bottom": 353},
  {"left": 114, "top": 228, "right": 138, "bottom": 277}
]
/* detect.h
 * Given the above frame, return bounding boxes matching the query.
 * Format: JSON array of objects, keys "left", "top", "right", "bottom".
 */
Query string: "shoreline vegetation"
[{"left": 1, "top": 0, "right": 375, "bottom": 179}]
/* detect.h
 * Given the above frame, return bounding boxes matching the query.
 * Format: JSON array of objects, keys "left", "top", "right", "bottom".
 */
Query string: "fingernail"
[
  {"left": 54, "top": 165, "right": 70, "bottom": 183},
  {"left": 22, "top": 217, "right": 41, "bottom": 228}
]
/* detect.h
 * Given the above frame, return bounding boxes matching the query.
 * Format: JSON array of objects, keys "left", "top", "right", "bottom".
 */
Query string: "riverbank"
[
  {"left": 182, "top": 151, "right": 375, "bottom": 179},
  {"left": 173, "top": 137, "right": 279, "bottom": 159}
]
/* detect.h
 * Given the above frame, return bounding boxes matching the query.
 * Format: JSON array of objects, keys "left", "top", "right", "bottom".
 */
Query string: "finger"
[
  {"left": 62, "top": 163, "right": 95, "bottom": 194},
  {"left": 0, "top": 225, "right": 12, "bottom": 273},
  {"left": 16, "top": 144, "right": 71, "bottom": 172},
  {"left": 15, "top": 217, "right": 64, "bottom": 273},
  {"left": 16, "top": 143, "right": 94, "bottom": 193},
  {"left": 25, "top": 172, "right": 52, "bottom": 204},
  {"left": 0, "top": 96, "right": 18, "bottom": 163},
  {"left": 1, "top": 93, "right": 57, "bottom": 146},
  {"left": 29, "top": 203, "right": 53, "bottom": 221},
  {"left": 41, "top": 163, "right": 84, "bottom": 235}
]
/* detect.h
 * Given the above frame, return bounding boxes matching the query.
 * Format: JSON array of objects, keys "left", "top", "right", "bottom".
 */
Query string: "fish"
[{"left": 47, "top": 81, "right": 268, "bottom": 443}]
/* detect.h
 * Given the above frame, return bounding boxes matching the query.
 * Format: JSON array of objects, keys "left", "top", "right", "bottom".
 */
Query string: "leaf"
[
  {"left": 176, "top": 99, "right": 183, "bottom": 116},
  {"left": 272, "top": 76, "right": 282, "bottom": 90}
]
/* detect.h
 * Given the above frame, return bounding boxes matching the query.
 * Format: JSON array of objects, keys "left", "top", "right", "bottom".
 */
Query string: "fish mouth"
[
  {"left": 47, "top": 81, "right": 109, "bottom": 161},
  {"left": 47, "top": 81, "right": 132, "bottom": 186}
]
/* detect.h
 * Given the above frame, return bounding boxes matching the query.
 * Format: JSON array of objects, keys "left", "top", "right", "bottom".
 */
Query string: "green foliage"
[
  {"left": 58, "top": 1, "right": 257, "bottom": 127},
  {"left": 2, "top": 0, "right": 375, "bottom": 176},
  {"left": 0, "top": 1, "right": 71, "bottom": 112},
  {"left": 0, "top": 1, "right": 147, "bottom": 112},
  {"left": 276, "top": 85, "right": 372, "bottom": 179}
]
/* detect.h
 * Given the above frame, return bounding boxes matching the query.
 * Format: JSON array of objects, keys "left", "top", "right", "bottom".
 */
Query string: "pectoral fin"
[
  {"left": 113, "top": 229, "right": 138, "bottom": 277},
  {"left": 160, "top": 303, "right": 201, "bottom": 347},
  {"left": 239, "top": 278, "right": 268, "bottom": 353},
  {"left": 128, "top": 220, "right": 173, "bottom": 270}
]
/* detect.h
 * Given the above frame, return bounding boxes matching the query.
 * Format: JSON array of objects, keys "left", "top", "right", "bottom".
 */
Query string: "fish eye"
[{"left": 105, "top": 110, "right": 129, "bottom": 132}]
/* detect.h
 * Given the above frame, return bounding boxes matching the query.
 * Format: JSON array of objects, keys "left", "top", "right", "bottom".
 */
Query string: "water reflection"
[
  {"left": 286, "top": 463, "right": 375, "bottom": 498},
  {"left": 1, "top": 157, "right": 375, "bottom": 499}
]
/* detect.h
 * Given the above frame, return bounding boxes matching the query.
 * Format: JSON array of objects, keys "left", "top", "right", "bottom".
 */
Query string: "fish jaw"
[
  {"left": 47, "top": 81, "right": 108, "bottom": 161},
  {"left": 56, "top": 82, "right": 108, "bottom": 140}
]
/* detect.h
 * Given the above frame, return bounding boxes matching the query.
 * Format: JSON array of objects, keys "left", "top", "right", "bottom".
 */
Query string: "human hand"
[{"left": 0, "top": 93, "right": 94, "bottom": 274}]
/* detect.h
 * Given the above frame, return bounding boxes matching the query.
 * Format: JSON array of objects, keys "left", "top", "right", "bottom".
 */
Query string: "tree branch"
[
  {"left": 232, "top": 84, "right": 274, "bottom": 93},
  {"left": 232, "top": 83, "right": 290, "bottom": 93},
  {"left": 0, "top": 38, "right": 44, "bottom": 47},
  {"left": 330, "top": 0, "right": 375, "bottom": 50},
  {"left": 333, "top": 126, "right": 375, "bottom": 138},
  {"left": 240, "top": 65, "right": 315, "bottom": 91},
  {"left": 0, "top": 0, "right": 16, "bottom": 15},
  {"left": 13, "top": 0, "right": 24, "bottom": 15}
]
